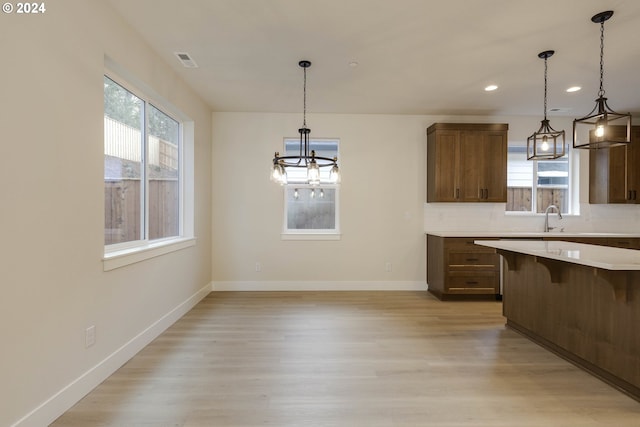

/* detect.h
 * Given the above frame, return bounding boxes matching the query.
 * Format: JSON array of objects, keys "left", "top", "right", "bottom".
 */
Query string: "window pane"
[
  {"left": 506, "top": 145, "right": 532, "bottom": 212},
  {"left": 286, "top": 187, "right": 336, "bottom": 230},
  {"left": 537, "top": 159, "right": 568, "bottom": 213},
  {"left": 507, "top": 143, "right": 570, "bottom": 214},
  {"left": 148, "top": 104, "right": 180, "bottom": 240},
  {"left": 104, "top": 76, "right": 143, "bottom": 245}
]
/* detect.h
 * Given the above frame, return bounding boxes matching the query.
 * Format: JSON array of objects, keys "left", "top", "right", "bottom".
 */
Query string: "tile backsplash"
[{"left": 424, "top": 203, "right": 640, "bottom": 233}]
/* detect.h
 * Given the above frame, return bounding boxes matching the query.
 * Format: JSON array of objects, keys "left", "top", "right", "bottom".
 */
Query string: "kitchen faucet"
[{"left": 543, "top": 204, "right": 562, "bottom": 232}]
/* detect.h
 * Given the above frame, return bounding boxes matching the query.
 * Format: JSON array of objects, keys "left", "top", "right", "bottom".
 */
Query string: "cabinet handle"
[
  {"left": 466, "top": 281, "right": 479, "bottom": 285},
  {"left": 629, "top": 190, "right": 633, "bottom": 201},
  {"left": 635, "top": 190, "right": 637, "bottom": 200},
  {"left": 484, "top": 189, "right": 488, "bottom": 199},
  {"left": 465, "top": 258, "right": 479, "bottom": 262},
  {"left": 456, "top": 188, "right": 460, "bottom": 199}
]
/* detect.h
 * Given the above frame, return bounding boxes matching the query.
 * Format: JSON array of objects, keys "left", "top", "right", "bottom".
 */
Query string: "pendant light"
[
  {"left": 270, "top": 60, "right": 340, "bottom": 186},
  {"left": 573, "top": 10, "right": 631, "bottom": 149},
  {"left": 527, "top": 50, "right": 565, "bottom": 160}
]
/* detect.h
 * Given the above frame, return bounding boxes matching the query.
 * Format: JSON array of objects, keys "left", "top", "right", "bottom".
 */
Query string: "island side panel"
[
  {"left": 426, "top": 234, "right": 445, "bottom": 298},
  {"left": 502, "top": 253, "right": 640, "bottom": 399}
]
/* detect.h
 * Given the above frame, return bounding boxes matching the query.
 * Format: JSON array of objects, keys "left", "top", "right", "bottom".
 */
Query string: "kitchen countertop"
[
  {"left": 425, "top": 231, "right": 640, "bottom": 238},
  {"left": 474, "top": 239, "right": 640, "bottom": 270}
]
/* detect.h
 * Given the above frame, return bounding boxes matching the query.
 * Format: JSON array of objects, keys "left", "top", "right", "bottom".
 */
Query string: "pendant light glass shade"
[
  {"left": 270, "top": 61, "right": 340, "bottom": 186},
  {"left": 573, "top": 10, "right": 631, "bottom": 149},
  {"left": 329, "top": 161, "right": 340, "bottom": 184},
  {"left": 270, "top": 158, "right": 287, "bottom": 185},
  {"left": 527, "top": 50, "right": 566, "bottom": 160},
  {"left": 307, "top": 151, "right": 320, "bottom": 185}
]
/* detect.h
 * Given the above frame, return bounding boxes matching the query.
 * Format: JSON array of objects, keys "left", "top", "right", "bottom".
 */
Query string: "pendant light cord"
[
  {"left": 543, "top": 56, "right": 548, "bottom": 120},
  {"left": 302, "top": 65, "right": 307, "bottom": 127},
  {"left": 599, "top": 20, "right": 605, "bottom": 97}
]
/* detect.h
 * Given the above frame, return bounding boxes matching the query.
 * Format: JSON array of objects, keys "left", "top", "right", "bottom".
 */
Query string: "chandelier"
[
  {"left": 527, "top": 50, "right": 565, "bottom": 160},
  {"left": 270, "top": 60, "right": 340, "bottom": 186},
  {"left": 573, "top": 10, "right": 631, "bottom": 149}
]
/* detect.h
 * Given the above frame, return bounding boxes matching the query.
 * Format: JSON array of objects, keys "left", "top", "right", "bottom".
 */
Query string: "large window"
[
  {"left": 282, "top": 138, "right": 340, "bottom": 238},
  {"left": 506, "top": 144, "right": 571, "bottom": 213},
  {"left": 104, "top": 75, "right": 181, "bottom": 247}
]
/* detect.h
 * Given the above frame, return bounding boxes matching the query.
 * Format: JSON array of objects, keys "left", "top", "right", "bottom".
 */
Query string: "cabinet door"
[
  {"left": 459, "top": 131, "right": 484, "bottom": 201},
  {"left": 589, "top": 147, "right": 613, "bottom": 203},
  {"left": 608, "top": 145, "right": 628, "bottom": 203},
  {"left": 626, "top": 127, "right": 640, "bottom": 202},
  {"left": 459, "top": 131, "right": 506, "bottom": 202},
  {"left": 428, "top": 130, "right": 460, "bottom": 201},
  {"left": 589, "top": 126, "right": 640, "bottom": 204},
  {"left": 482, "top": 131, "right": 507, "bottom": 202}
]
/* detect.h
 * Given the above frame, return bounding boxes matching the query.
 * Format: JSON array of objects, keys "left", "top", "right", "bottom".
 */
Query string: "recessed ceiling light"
[
  {"left": 348, "top": 61, "right": 359, "bottom": 68},
  {"left": 566, "top": 86, "right": 581, "bottom": 93},
  {"left": 484, "top": 85, "right": 498, "bottom": 92}
]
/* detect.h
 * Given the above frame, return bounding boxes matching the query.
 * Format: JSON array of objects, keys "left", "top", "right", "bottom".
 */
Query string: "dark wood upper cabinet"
[
  {"left": 427, "top": 123, "right": 508, "bottom": 202},
  {"left": 589, "top": 126, "right": 640, "bottom": 204}
]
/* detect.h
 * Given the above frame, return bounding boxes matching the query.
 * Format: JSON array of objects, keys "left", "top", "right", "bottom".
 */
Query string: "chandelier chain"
[{"left": 599, "top": 19, "right": 605, "bottom": 97}]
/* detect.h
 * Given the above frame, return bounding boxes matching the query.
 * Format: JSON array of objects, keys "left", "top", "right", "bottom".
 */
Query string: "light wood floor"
[{"left": 52, "top": 291, "right": 640, "bottom": 426}]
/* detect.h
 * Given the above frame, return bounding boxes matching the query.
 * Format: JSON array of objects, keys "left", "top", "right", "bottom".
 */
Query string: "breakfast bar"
[{"left": 475, "top": 239, "right": 640, "bottom": 401}]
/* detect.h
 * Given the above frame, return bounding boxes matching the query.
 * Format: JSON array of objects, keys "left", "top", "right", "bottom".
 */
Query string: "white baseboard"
[
  {"left": 212, "top": 281, "right": 427, "bottom": 291},
  {"left": 12, "top": 282, "right": 213, "bottom": 427}
]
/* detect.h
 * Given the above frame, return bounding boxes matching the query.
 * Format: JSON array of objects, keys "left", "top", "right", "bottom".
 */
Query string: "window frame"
[
  {"left": 506, "top": 142, "right": 577, "bottom": 216},
  {"left": 103, "top": 61, "right": 195, "bottom": 270},
  {"left": 280, "top": 137, "right": 341, "bottom": 240},
  {"left": 282, "top": 184, "right": 341, "bottom": 240}
]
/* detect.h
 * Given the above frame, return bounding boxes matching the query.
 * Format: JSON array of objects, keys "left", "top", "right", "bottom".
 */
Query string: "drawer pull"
[
  {"left": 466, "top": 281, "right": 479, "bottom": 285},
  {"left": 465, "top": 258, "right": 479, "bottom": 262}
]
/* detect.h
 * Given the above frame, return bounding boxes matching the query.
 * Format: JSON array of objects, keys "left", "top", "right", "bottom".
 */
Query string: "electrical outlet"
[
  {"left": 385, "top": 262, "right": 392, "bottom": 272},
  {"left": 85, "top": 325, "right": 96, "bottom": 348},
  {"left": 255, "top": 262, "right": 262, "bottom": 272}
]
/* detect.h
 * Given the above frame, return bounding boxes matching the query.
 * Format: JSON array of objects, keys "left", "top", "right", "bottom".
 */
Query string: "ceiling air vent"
[{"left": 174, "top": 52, "right": 198, "bottom": 68}]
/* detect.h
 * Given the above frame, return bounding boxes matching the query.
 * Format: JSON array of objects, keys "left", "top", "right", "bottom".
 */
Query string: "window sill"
[
  {"left": 103, "top": 237, "right": 196, "bottom": 271},
  {"left": 281, "top": 233, "right": 341, "bottom": 241}
]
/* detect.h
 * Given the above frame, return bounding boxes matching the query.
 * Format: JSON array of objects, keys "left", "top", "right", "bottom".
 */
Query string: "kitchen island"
[{"left": 475, "top": 239, "right": 640, "bottom": 401}]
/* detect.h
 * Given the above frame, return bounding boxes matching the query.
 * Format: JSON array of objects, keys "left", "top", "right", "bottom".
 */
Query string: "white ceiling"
[{"left": 107, "top": 0, "right": 640, "bottom": 117}]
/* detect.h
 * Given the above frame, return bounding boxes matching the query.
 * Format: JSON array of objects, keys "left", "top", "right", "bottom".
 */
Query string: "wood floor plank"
[{"left": 51, "top": 291, "right": 640, "bottom": 426}]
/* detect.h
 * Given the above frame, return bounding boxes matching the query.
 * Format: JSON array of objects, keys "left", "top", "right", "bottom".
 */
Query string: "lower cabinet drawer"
[
  {"left": 448, "top": 252, "right": 498, "bottom": 269},
  {"left": 447, "top": 272, "right": 497, "bottom": 294}
]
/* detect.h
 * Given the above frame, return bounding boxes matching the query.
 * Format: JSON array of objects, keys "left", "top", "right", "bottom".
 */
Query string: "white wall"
[
  {"left": 0, "top": 2, "right": 212, "bottom": 426},
  {"left": 212, "top": 113, "right": 428, "bottom": 290}
]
